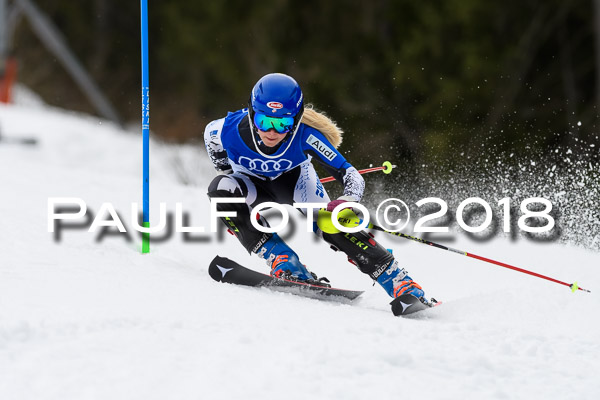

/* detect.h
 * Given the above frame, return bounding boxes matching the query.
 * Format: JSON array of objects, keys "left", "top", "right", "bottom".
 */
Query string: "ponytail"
[{"left": 301, "top": 104, "right": 343, "bottom": 148}]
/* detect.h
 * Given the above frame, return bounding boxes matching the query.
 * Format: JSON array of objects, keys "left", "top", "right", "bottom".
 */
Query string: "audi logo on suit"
[{"left": 237, "top": 156, "right": 294, "bottom": 172}]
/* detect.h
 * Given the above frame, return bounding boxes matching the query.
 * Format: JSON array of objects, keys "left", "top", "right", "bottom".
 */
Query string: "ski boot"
[
  {"left": 322, "top": 230, "right": 434, "bottom": 315},
  {"left": 257, "top": 233, "right": 330, "bottom": 287},
  {"left": 376, "top": 259, "right": 424, "bottom": 299},
  {"left": 377, "top": 259, "right": 437, "bottom": 315}
]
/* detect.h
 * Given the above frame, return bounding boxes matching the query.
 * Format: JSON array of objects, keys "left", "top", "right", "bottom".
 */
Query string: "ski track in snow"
[{"left": 1, "top": 101, "right": 599, "bottom": 400}]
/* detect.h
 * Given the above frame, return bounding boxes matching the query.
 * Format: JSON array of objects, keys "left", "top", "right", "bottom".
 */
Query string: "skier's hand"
[{"left": 326, "top": 198, "right": 353, "bottom": 212}]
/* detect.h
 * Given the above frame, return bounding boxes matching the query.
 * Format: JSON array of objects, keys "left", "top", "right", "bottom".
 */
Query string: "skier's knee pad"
[
  {"left": 322, "top": 231, "right": 394, "bottom": 278},
  {"left": 207, "top": 175, "right": 245, "bottom": 197},
  {"left": 207, "top": 175, "right": 270, "bottom": 254}
]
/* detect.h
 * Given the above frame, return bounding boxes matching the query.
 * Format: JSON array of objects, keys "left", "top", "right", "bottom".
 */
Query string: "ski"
[
  {"left": 390, "top": 294, "right": 441, "bottom": 316},
  {"left": 209, "top": 255, "right": 364, "bottom": 301}
]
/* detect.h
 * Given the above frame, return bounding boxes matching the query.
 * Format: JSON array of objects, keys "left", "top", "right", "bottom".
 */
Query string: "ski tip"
[
  {"left": 390, "top": 294, "right": 437, "bottom": 316},
  {"left": 208, "top": 255, "right": 231, "bottom": 282}
]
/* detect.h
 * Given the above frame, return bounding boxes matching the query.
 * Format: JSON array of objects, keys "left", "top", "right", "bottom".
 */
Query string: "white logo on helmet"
[
  {"left": 238, "top": 156, "right": 294, "bottom": 172},
  {"left": 267, "top": 101, "right": 283, "bottom": 113}
]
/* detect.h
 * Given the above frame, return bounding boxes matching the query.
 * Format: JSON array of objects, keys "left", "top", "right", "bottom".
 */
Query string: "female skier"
[{"left": 204, "top": 73, "right": 429, "bottom": 312}]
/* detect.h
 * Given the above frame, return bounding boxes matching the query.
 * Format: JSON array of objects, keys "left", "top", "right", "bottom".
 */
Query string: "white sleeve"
[
  {"left": 341, "top": 166, "right": 365, "bottom": 202},
  {"left": 203, "top": 118, "right": 232, "bottom": 174}
]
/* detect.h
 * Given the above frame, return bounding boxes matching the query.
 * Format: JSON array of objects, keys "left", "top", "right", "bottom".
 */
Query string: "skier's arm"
[
  {"left": 339, "top": 164, "right": 365, "bottom": 202},
  {"left": 204, "top": 118, "right": 232, "bottom": 174},
  {"left": 316, "top": 161, "right": 365, "bottom": 202},
  {"left": 302, "top": 128, "right": 365, "bottom": 201}
]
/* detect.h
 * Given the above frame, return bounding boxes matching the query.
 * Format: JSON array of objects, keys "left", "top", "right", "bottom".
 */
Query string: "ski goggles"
[{"left": 253, "top": 112, "right": 295, "bottom": 134}]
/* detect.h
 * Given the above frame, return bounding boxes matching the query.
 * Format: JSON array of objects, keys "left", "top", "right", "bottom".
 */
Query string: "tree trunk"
[
  {"left": 90, "top": 0, "right": 109, "bottom": 77},
  {"left": 558, "top": 18, "right": 578, "bottom": 134},
  {"left": 594, "top": 0, "right": 600, "bottom": 114}
]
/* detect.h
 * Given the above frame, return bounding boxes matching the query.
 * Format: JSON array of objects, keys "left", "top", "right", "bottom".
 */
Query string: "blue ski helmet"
[{"left": 249, "top": 73, "right": 304, "bottom": 135}]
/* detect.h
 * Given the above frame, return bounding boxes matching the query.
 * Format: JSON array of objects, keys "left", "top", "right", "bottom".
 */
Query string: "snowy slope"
[{"left": 0, "top": 98, "right": 599, "bottom": 400}]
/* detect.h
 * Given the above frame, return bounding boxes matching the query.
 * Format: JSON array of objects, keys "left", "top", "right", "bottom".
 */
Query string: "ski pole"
[
  {"left": 319, "top": 161, "right": 394, "bottom": 183},
  {"left": 317, "top": 209, "right": 591, "bottom": 293}
]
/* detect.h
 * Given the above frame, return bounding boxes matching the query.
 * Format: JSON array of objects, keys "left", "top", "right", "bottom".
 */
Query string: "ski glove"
[{"left": 326, "top": 196, "right": 356, "bottom": 212}]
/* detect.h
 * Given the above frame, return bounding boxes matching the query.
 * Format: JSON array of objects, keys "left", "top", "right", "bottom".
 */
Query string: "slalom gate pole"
[
  {"left": 318, "top": 209, "right": 590, "bottom": 293},
  {"left": 320, "top": 161, "right": 394, "bottom": 183},
  {"left": 140, "top": 0, "right": 150, "bottom": 253}
]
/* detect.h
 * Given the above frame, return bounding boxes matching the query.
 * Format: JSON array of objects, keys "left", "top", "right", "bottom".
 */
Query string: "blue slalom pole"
[{"left": 140, "top": 0, "right": 150, "bottom": 253}]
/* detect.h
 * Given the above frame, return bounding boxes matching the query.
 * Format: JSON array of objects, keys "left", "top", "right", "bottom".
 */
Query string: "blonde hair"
[{"left": 301, "top": 104, "right": 343, "bottom": 148}]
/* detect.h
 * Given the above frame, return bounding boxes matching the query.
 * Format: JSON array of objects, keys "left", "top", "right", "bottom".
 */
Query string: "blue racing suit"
[{"left": 204, "top": 108, "right": 364, "bottom": 204}]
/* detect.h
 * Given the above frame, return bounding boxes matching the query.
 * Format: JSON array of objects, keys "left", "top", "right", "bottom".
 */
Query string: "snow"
[{"left": 1, "top": 97, "right": 599, "bottom": 400}]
